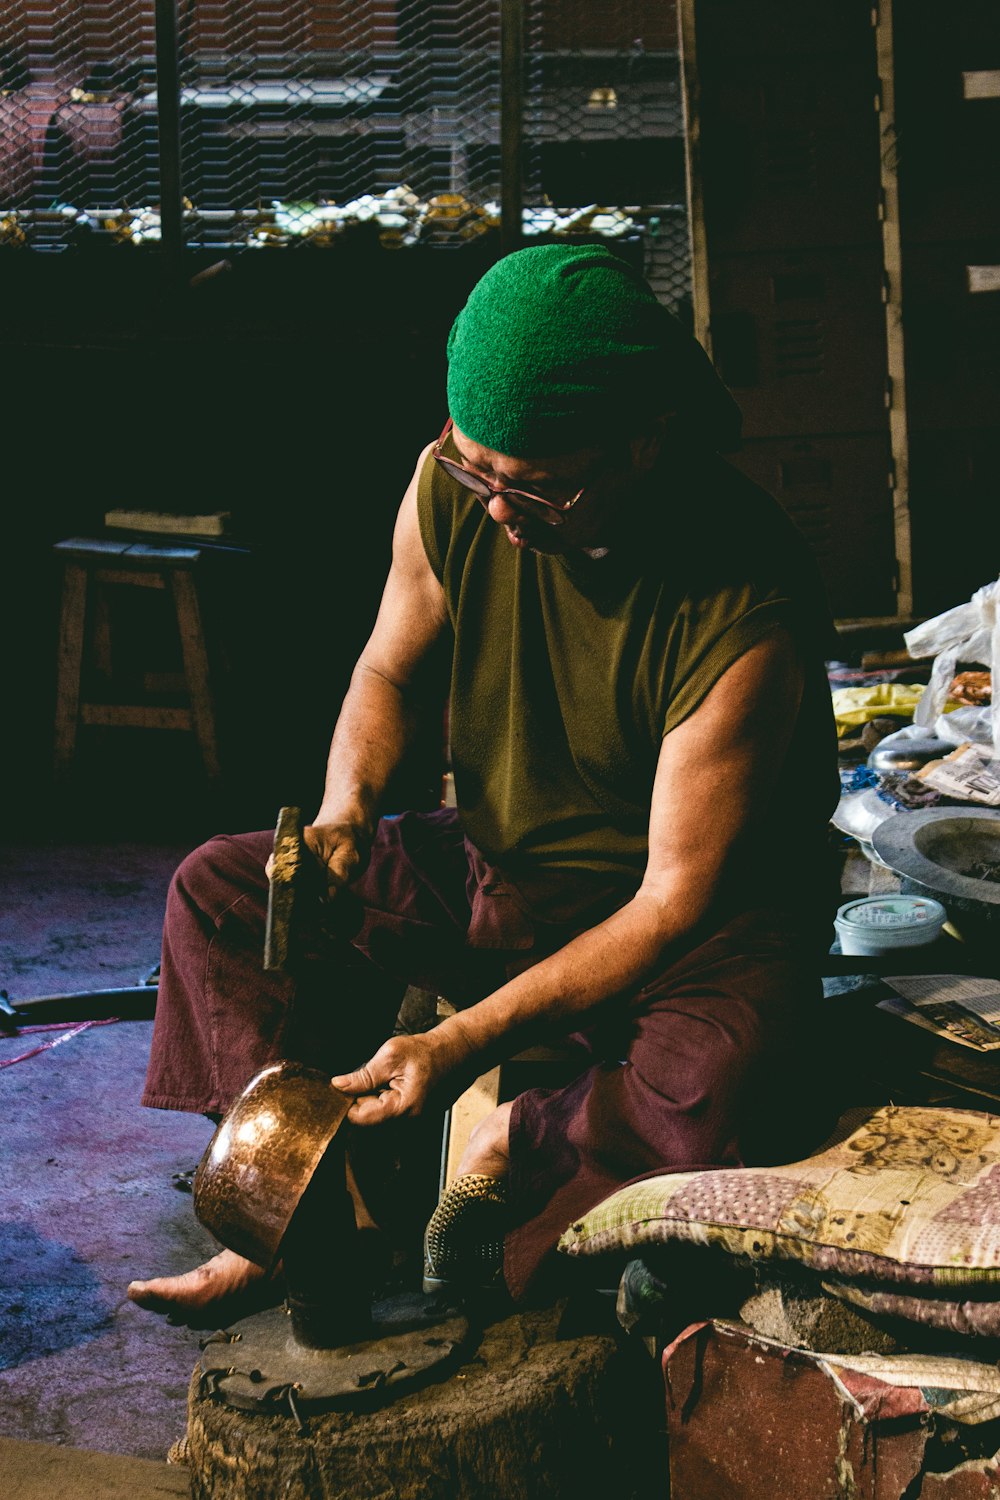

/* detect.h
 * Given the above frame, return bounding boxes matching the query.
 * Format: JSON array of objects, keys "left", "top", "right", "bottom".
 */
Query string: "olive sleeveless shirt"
[{"left": 417, "top": 438, "right": 839, "bottom": 912}]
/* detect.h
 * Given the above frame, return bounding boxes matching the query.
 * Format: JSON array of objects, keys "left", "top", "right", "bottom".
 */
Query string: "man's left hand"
[{"left": 332, "top": 1026, "right": 472, "bottom": 1125}]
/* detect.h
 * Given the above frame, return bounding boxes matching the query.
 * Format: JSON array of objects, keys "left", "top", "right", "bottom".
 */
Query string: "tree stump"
[{"left": 186, "top": 1300, "right": 666, "bottom": 1500}]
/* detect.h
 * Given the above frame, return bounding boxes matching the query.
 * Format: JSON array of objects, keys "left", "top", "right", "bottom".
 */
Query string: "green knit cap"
[{"left": 446, "top": 243, "right": 740, "bottom": 457}]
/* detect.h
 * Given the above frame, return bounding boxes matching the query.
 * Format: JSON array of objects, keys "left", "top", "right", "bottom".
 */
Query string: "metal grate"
[
  {"left": 523, "top": 0, "right": 690, "bottom": 313},
  {"left": 1, "top": 0, "right": 691, "bottom": 310},
  {"left": 166, "top": 0, "right": 505, "bottom": 251},
  {"left": 0, "top": 0, "right": 158, "bottom": 249}
]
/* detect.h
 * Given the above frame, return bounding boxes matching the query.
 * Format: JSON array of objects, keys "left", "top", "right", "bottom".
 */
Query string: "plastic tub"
[{"left": 834, "top": 895, "right": 947, "bottom": 956}]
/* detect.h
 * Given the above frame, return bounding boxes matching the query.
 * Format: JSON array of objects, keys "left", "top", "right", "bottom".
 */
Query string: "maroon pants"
[{"left": 143, "top": 809, "right": 832, "bottom": 1302}]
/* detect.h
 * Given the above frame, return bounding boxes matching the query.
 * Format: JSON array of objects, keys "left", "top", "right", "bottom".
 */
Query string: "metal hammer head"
[{"left": 263, "top": 805, "right": 316, "bottom": 973}]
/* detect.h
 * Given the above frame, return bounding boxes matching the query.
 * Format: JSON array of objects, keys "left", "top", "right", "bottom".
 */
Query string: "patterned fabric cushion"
[
  {"left": 558, "top": 1105, "right": 1000, "bottom": 1290},
  {"left": 822, "top": 1278, "right": 1000, "bottom": 1337}
]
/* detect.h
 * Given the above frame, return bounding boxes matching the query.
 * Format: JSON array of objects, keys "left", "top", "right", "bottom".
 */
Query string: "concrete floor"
[{"left": 0, "top": 839, "right": 221, "bottom": 1492}]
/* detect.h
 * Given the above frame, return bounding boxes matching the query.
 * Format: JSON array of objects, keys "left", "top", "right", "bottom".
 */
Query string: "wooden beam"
[
  {"left": 874, "top": 0, "right": 914, "bottom": 618},
  {"left": 677, "top": 0, "right": 712, "bottom": 353}
]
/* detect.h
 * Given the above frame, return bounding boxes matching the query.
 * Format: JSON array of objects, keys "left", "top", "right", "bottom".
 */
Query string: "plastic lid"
[{"left": 836, "top": 896, "right": 947, "bottom": 929}]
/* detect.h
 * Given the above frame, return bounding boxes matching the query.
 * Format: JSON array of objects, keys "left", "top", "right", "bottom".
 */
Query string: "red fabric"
[
  {"left": 505, "top": 906, "right": 831, "bottom": 1301},
  {"left": 143, "top": 809, "right": 831, "bottom": 1302}
]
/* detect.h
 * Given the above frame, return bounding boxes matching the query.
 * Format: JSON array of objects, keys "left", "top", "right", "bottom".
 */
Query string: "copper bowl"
[{"left": 192, "top": 1061, "right": 352, "bottom": 1270}]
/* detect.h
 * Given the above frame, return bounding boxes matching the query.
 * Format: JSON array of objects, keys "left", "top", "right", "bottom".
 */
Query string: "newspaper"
[
  {"left": 917, "top": 742, "right": 1000, "bottom": 806},
  {"left": 878, "top": 973, "right": 1000, "bottom": 1050}
]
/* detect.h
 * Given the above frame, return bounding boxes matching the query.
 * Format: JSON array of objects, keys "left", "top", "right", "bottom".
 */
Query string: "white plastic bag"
[
  {"left": 934, "top": 706, "right": 993, "bottom": 748},
  {"left": 905, "top": 577, "right": 1000, "bottom": 755}
]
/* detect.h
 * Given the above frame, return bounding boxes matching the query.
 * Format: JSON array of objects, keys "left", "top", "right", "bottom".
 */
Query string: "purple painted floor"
[{"left": 0, "top": 840, "right": 222, "bottom": 1463}]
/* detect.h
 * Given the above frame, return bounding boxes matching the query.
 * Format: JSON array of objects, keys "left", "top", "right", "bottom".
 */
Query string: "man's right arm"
[{"left": 305, "top": 442, "right": 450, "bottom": 891}]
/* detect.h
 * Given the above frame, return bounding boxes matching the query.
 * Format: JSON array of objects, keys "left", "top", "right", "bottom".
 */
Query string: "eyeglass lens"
[{"left": 435, "top": 455, "right": 566, "bottom": 525}]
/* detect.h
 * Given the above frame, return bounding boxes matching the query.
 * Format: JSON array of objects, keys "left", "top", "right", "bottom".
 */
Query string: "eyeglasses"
[{"left": 431, "top": 418, "right": 586, "bottom": 527}]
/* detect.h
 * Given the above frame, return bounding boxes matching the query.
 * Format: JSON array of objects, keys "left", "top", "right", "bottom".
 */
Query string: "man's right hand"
[{"left": 302, "top": 819, "right": 372, "bottom": 898}]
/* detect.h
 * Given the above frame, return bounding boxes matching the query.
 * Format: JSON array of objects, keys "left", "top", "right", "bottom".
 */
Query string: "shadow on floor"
[{"left": 0, "top": 840, "right": 220, "bottom": 1462}]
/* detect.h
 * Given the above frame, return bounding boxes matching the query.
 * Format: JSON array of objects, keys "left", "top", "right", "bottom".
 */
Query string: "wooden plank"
[
  {"left": 80, "top": 703, "right": 193, "bottom": 730},
  {"left": 52, "top": 561, "right": 88, "bottom": 778},
  {"left": 874, "top": 0, "right": 914, "bottom": 618},
  {"left": 170, "top": 568, "right": 221, "bottom": 781},
  {"left": 443, "top": 1066, "right": 502, "bottom": 1189},
  {"left": 104, "top": 507, "right": 230, "bottom": 537},
  {"left": 867, "top": 858, "right": 903, "bottom": 895},
  {"left": 142, "top": 671, "right": 188, "bottom": 695},
  {"left": 439, "top": 1027, "right": 582, "bottom": 1190},
  {"left": 963, "top": 70, "right": 1000, "bottom": 99},
  {"left": 834, "top": 613, "right": 927, "bottom": 638},
  {"left": 94, "top": 567, "right": 166, "bottom": 590},
  {"left": 677, "top": 0, "right": 712, "bottom": 351},
  {"left": 860, "top": 648, "right": 917, "bottom": 668},
  {"left": 91, "top": 585, "right": 113, "bottom": 679},
  {"left": 967, "top": 264, "right": 1000, "bottom": 295}
]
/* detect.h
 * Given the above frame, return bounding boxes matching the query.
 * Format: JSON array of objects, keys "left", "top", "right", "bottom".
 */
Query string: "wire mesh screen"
[
  {"left": 0, "top": 0, "right": 158, "bottom": 249},
  {"left": 1, "top": 0, "right": 690, "bottom": 309},
  {"left": 524, "top": 0, "right": 689, "bottom": 314},
  {"left": 170, "top": 1, "right": 505, "bottom": 250}
]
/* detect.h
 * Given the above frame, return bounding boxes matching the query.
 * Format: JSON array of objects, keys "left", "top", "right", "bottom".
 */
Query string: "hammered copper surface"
[{"left": 193, "top": 1061, "right": 352, "bottom": 1269}]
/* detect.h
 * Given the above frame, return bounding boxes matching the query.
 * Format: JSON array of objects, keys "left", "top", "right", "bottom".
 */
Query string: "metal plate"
[
  {"left": 198, "top": 1293, "right": 473, "bottom": 1415},
  {"left": 872, "top": 808, "right": 1000, "bottom": 913}
]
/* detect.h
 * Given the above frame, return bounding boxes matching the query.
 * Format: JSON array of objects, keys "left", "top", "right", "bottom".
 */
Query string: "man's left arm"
[{"left": 334, "top": 627, "right": 805, "bottom": 1122}]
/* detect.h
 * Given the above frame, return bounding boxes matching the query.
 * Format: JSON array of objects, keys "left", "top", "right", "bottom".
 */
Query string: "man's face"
[{"left": 449, "top": 423, "right": 659, "bottom": 555}]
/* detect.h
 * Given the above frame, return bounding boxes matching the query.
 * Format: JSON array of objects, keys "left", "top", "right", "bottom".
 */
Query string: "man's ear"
[{"left": 629, "top": 411, "right": 674, "bottom": 472}]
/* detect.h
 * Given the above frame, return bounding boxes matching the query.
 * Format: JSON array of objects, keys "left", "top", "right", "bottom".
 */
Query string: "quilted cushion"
[
  {"left": 558, "top": 1105, "right": 1000, "bottom": 1291},
  {"left": 822, "top": 1278, "right": 1000, "bottom": 1337}
]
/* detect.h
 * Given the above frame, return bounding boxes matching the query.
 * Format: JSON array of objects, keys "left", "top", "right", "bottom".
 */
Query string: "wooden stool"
[{"left": 53, "top": 536, "right": 221, "bottom": 783}]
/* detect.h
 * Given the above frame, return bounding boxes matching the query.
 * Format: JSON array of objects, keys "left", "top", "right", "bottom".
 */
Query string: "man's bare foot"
[
  {"left": 456, "top": 1100, "right": 513, "bottom": 1180},
  {"left": 127, "top": 1248, "right": 280, "bottom": 1326}
]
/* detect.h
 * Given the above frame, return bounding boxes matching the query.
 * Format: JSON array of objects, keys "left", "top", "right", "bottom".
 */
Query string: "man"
[{"left": 129, "top": 244, "right": 840, "bottom": 1318}]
